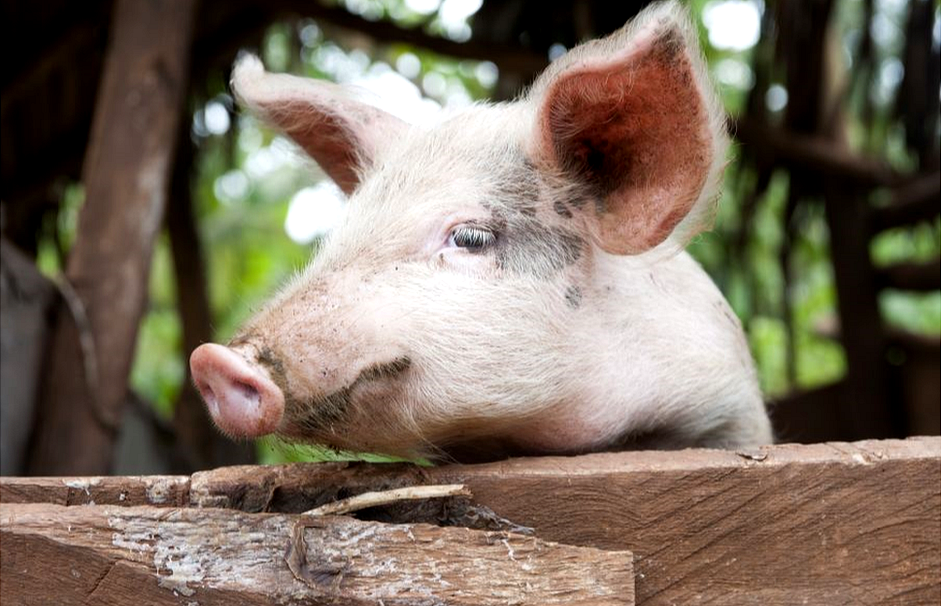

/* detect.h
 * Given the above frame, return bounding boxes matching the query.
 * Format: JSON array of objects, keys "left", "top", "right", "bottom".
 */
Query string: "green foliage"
[
  {"left": 35, "top": 183, "right": 85, "bottom": 277},
  {"left": 129, "top": 234, "right": 185, "bottom": 420},
  {"left": 257, "top": 437, "right": 431, "bottom": 465}
]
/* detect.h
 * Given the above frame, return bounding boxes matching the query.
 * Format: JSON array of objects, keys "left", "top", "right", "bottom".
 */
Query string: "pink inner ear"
[
  {"left": 267, "top": 103, "right": 365, "bottom": 195},
  {"left": 543, "top": 29, "right": 713, "bottom": 254}
]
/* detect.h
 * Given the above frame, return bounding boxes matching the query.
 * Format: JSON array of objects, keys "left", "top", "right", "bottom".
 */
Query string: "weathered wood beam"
[
  {"left": 27, "top": 0, "right": 198, "bottom": 475},
  {"left": 4, "top": 438, "right": 939, "bottom": 605},
  {"left": 0, "top": 502, "right": 634, "bottom": 606},
  {"left": 870, "top": 171, "right": 941, "bottom": 233},
  {"left": 875, "top": 258, "right": 941, "bottom": 292},
  {"left": 1, "top": 474, "right": 191, "bottom": 508},
  {"left": 276, "top": 0, "right": 548, "bottom": 76},
  {"left": 732, "top": 117, "right": 902, "bottom": 188},
  {"left": 191, "top": 0, "right": 549, "bottom": 83},
  {"left": 167, "top": 105, "right": 255, "bottom": 471}
]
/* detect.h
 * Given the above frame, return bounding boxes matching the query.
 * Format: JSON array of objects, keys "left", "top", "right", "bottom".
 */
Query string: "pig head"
[{"left": 190, "top": 1, "right": 773, "bottom": 461}]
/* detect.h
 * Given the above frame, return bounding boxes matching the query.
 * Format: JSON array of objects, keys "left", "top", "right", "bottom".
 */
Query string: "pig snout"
[{"left": 190, "top": 343, "right": 284, "bottom": 438}]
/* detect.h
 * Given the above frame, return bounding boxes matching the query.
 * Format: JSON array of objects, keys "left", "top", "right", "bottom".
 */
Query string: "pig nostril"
[
  {"left": 196, "top": 382, "right": 219, "bottom": 415},
  {"left": 235, "top": 380, "right": 261, "bottom": 408},
  {"left": 190, "top": 342, "right": 284, "bottom": 437}
]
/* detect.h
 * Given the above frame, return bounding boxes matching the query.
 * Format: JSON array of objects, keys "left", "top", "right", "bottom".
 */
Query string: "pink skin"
[{"left": 189, "top": 343, "right": 284, "bottom": 438}]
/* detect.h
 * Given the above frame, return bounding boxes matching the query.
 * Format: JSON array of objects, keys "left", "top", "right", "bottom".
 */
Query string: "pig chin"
[{"left": 275, "top": 356, "right": 416, "bottom": 453}]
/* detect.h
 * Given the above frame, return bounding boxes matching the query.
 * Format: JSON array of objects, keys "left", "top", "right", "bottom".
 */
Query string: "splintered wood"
[
  {"left": 1, "top": 503, "right": 632, "bottom": 605},
  {"left": 302, "top": 483, "right": 471, "bottom": 516},
  {"left": 3, "top": 437, "right": 940, "bottom": 605}
]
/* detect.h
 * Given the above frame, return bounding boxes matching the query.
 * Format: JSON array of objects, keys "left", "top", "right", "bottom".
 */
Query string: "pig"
[{"left": 190, "top": 1, "right": 773, "bottom": 462}]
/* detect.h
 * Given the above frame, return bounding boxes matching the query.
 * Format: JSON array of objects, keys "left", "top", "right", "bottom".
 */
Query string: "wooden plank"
[
  {"left": 4, "top": 438, "right": 939, "bottom": 604},
  {"left": 732, "top": 117, "right": 901, "bottom": 187},
  {"left": 0, "top": 503, "right": 633, "bottom": 606},
  {"left": 875, "top": 258, "right": 941, "bottom": 292},
  {"left": 0, "top": 475, "right": 190, "bottom": 508},
  {"left": 870, "top": 171, "right": 941, "bottom": 233},
  {"left": 27, "top": 0, "right": 197, "bottom": 475}
]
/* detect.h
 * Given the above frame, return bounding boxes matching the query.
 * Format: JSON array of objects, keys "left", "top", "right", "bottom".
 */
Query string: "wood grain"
[
  {"left": 1, "top": 503, "right": 633, "bottom": 605},
  {"left": 4, "top": 438, "right": 939, "bottom": 604},
  {"left": 0, "top": 474, "right": 190, "bottom": 508}
]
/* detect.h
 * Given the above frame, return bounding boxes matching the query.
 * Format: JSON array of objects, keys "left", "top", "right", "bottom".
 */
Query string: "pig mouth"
[{"left": 279, "top": 356, "right": 412, "bottom": 441}]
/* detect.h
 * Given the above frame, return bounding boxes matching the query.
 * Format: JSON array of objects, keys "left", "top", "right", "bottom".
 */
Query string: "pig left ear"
[
  {"left": 531, "top": 2, "right": 728, "bottom": 255},
  {"left": 231, "top": 55, "right": 407, "bottom": 194}
]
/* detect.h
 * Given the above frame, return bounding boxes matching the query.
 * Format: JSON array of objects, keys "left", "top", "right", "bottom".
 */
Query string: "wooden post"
[
  {"left": 28, "top": 0, "right": 198, "bottom": 475},
  {"left": 167, "top": 114, "right": 255, "bottom": 471},
  {"left": 824, "top": 182, "right": 898, "bottom": 439}
]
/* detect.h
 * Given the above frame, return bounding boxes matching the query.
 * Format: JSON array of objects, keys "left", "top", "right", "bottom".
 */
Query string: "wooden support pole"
[
  {"left": 732, "top": 117, "right": 901, "bottom": 188},
  {"left": 4, "top": 438, "right": 939, "bottom": 605},
  {"left": 167, "top": 110, "right": 254, "bottom": 471},
  {"left": 27, "top": 0, "right": 198, "bottom": 475},
  {"left": 0, "top": 503, "right": 634, "bottom": 605},
  {"left": 823, "top": 183, "right": 899, "bottom": 439}
]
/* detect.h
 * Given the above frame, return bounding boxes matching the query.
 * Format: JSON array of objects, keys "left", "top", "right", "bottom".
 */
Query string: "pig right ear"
[
  {"left": 231, "top": 55, "right": 407, "bottom": 194},
  {"left": 530, "top": 2, "right": 728, "bottom": 255}
]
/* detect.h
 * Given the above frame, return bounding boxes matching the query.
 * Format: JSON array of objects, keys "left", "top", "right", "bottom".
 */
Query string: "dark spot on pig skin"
[
  {"left": 565, "top": 285, "right": 582, "bottom": 309},
  {"left": 714, "top": 299, "right": 743, "bottom": 332},
  {"left": 227, "top": 332, "right": 259, "bottom": 350},
  {"left": 495, "top": 222, "right": 583, "bottom": 279},
  {"left": 290, "top": 389, "right": 352, "bottom": 438},
  {"left": 472, "top": 146, "right": 587, "bottom": 279},
  {"left": 553, "top": 200, "right": 573, "bottom": 219},
  {"left": 583, "top": 139, "right": 605, "bottom": 174},
  {"left": 257, "top": 346, "right": 287, "bottom": 380},
  {"left": 493, "top": 146, "right": 541, "bottom": 214},
  {"left": 286, "top": 357, "right": 412, "bottom": 438},
  {"left": 651, "top": 26, "right": 685, "bottom": 64},
  {"left": 357, "top": 356, "right": 412, "bottom": 382},
  {"left": 568, "top": 192, "right": 590, "bottom": 210},
  {"left": 227, "top": 333, "right": 291, "bottom": 391}
]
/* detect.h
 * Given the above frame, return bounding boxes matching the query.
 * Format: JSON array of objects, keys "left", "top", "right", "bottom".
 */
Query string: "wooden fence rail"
[{"left": 2, "top": 438, "right": 939, "bottom": 605}]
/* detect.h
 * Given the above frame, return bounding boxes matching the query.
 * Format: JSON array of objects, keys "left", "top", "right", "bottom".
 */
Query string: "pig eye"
[{"left": 449, "top": 225, "right": 496, "bottom": 251}]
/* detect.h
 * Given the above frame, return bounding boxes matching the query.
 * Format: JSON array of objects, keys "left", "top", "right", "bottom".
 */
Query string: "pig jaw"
[
  {"left": 207, "top": 268, "right": 424, "bottom": 453},
  {"left": 275, "top": 357, "right": 420, "bottom": 455}
]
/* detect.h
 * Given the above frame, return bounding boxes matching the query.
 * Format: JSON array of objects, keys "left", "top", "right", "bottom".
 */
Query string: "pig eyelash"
[{"left": 448, "top": 225, "right": 496, "bottom": 251}]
